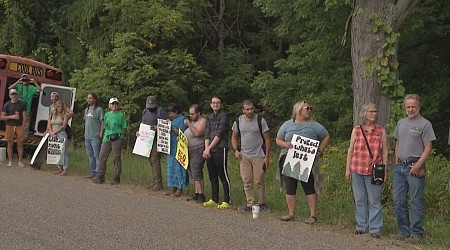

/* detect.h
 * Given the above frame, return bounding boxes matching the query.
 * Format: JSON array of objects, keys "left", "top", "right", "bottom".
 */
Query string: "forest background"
[
  {"left": 0, "top": 0, "right": 449, "bottom": 151},
  {"left": 1, "top": 0, "right": 450, "bottom": 246}
]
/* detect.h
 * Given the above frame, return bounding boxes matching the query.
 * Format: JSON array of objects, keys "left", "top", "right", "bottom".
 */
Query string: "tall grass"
[{"left": 38, "top": 143, "right": 450, "bottom": 248}]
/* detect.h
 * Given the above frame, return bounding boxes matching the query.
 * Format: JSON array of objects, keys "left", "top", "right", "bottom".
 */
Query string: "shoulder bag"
[{"left": 360, "top": 126, "right": 385, "bottom": 185}]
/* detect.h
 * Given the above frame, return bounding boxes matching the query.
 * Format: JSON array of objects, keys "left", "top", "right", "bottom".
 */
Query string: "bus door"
[{"left": 34, "top": 84, "right": 76, "bottom": 136}]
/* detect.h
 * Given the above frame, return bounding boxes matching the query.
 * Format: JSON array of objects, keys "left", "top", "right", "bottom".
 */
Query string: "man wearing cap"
[
  {"left": 49, "top": 92, "right": 74, "bottom": 118},
  {"left": 137, "top": 96, "right": 168, "bottom": 191},
  {"left": 1, "top": 89, "right": 27, "bottom": 167},
  {"left": 9, "top": 74, "right": 42, "bottom": 139}
]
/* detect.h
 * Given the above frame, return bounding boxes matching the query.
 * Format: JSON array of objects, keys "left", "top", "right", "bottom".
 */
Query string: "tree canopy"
[{"left": 0, "top": 0, "right": 449, "bottom": 152}]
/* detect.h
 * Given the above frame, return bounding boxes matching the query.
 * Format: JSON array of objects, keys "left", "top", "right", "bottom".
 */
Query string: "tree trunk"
[
  {"left": 217, "top": 0, "right": 226, "bottom": 56},
  {"left": 351, "top": 0, "right": 420, "bottom": 126}
]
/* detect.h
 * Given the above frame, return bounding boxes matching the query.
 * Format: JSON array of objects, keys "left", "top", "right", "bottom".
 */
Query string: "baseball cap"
[
  {"left": 9, "top": 89, "right": 18, "bottom": 95},
  {"left": 146, "top": 96, "right": 157, "bottom": 108},
  {"left": 109, "top": 97, "right": 119, "bottom": 104}
]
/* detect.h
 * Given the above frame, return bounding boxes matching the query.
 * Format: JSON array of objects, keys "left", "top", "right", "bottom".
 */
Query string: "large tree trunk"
[
  {"left": 351, "top": 0, "right": 420, "bottom": 126},
  {"left": 218, "top": 0, "right": 226, "bottom": 56}
]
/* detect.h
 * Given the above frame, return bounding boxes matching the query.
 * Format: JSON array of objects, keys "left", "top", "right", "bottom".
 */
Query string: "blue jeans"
[
  {"left": 393, "top": 163, "right": 425, "bottom": 237},
  {"left": 85, "top": 137, "right": 101, "bottom": 177},
  {"left": 351, "top": 172, "right": 383, "bottom": 234},
  {"left": 56, "top": 131, "right": 69, "bottom": 169}
]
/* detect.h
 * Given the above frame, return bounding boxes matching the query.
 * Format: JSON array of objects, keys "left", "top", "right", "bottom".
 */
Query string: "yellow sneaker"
[
  {"left": 203, "top": 199, "right": 219, "bottom": 207},
  {"left": 217, "top": 202, "right": 231, "bottom": 209}
]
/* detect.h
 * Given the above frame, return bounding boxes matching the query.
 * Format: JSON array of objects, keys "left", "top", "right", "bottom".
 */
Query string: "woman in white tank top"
[{"left": 47, "top": 100, "right": 69, "bottom": 176}]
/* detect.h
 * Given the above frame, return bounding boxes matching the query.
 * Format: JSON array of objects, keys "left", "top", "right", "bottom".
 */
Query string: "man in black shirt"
[{"left": 1, "top": 89, "right": 27, "bottom": 167}]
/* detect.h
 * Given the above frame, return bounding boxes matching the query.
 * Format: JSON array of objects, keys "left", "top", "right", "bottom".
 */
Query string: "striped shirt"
[{"left": 350, "top": 124, "right": 384, "bottom": 176}]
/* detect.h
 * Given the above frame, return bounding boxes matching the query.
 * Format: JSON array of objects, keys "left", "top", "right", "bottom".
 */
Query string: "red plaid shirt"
[{"left": 350, "top": 125, "right": 384, "bottom": 176}]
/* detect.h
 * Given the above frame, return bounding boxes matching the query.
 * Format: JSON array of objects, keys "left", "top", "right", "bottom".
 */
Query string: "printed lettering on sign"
[
  {"left": 282, "top": 134, "right": 319, "bottom": 182},
  {"left": 157, "top": 119, "right": 171, "bottom": 154},
  {"left": 176, "top": 129, "right": 189, "bottom": 169}
]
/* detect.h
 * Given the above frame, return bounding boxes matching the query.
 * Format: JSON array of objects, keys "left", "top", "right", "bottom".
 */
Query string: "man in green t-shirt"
[{"left": 9, "top": 74, "right": 42, "bottom": 139}]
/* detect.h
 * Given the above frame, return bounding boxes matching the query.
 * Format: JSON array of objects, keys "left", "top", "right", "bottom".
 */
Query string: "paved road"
[{"left": 0, "top": 166, "right": 407, "bottom": 250}]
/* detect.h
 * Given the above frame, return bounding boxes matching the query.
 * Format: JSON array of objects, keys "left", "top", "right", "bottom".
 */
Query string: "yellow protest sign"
[{"left": 176, "top": 128, "right": 189, "bottom": 169}]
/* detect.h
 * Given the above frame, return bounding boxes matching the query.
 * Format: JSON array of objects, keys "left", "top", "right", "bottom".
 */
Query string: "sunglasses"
[
  {"left": 111, "top": 102, "right": 119, "bottom": 105},
  {"left": 303, "top": 107, "right": 312, "bottom": 111}
]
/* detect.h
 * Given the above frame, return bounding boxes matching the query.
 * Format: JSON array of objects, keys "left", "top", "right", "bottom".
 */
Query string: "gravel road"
[{"left": 0, "top": 165, "right": 411, "bottom": 250}]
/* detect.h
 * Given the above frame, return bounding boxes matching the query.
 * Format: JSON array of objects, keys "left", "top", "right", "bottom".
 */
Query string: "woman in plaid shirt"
[{"left": 346, "top": 103, "right": 388, "bottom": 239}]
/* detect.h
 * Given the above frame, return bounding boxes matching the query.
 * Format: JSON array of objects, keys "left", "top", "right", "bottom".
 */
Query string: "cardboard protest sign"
[
  {"left": 157, "top": 119, "right": 171, "bottom": 154},
  {"left": 132, "top": 123, "right": 155, "bottom": 157},
  {"left": 282, "top": 134, "right": 319, "bottom": 182},
  {"left": 176, "top": 128, "right": 189, "bottom": 169},
  {"left": 47, "top": 137, "right": 65, "bottom": 165}
]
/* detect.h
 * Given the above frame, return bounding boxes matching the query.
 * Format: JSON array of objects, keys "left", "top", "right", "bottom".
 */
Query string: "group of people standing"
[
  {"left": 345, "top": 94, "right": 435, "bottom": 242},
  {"left": 2, "top": 85, "right": 437, "bottom": 242}
]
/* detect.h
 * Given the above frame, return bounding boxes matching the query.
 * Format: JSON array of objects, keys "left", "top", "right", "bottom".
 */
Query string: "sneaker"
[
  {"left": 217, "top": 202, "right": 232, "bottom": 209},
  {"left": 189, "top": 193, "right": 199, "bottom": 201},
  {"left": 197, "top": 194, "right": 206, "bottom": 203},
  {"left": 259, "top": 204, "right": 271, "bottom": 213},
  {"left": 393, "top": 232, "right": 408, "bottom": 241},
  {"left": 407, "top": 235, "right": 423, "bottom": 243},
  {"left": 238, "top": 205, "right": 251, "bottom": 212},
  {"left": 6, "top": 161, "right": 12, "bottom": 167},
  {"left": 151, "top": 185, "right": 162, "bottom": 191},
  {"left": 203, "top": 199, "right": 219, "bottom": 207},
  {"left": 371, "top": 233, "right": 381, "bottom": 239}
]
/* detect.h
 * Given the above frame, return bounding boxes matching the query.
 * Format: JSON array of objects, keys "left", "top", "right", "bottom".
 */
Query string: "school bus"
[{"left": 0, "top": 54, "right": 76, "bottom": 150}]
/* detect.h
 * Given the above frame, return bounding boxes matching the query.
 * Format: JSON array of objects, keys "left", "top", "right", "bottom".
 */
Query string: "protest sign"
[
  {"left": 47, "top": 137, "right": 65, "bottom": 165},
  {"left": 157, "top": 119, "right": 171, "bottom": 154},
  {"left": 282, "top": 134, "right": 319, "bottom": 182},
  {"left": 176, "top": 128, "right": 189, "bottom": 169},
  {"left": 133, "top": 123, "right": 155, "bottom": 157}
]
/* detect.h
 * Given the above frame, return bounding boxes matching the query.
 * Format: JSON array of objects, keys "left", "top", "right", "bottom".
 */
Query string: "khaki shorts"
[{"left": 5, "top": 125, "right": 24, "bottom": 141}]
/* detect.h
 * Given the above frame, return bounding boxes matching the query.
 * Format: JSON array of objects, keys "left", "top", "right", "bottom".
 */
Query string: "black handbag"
[
  {"left": 108, "top": 133, "right": 120, "bottom": 141},
  {"left": 360, "top": 126, "right": 385, "bottom": 185},
  {"left": 65, "top": 125, "right": 72, "bottom": 140}
]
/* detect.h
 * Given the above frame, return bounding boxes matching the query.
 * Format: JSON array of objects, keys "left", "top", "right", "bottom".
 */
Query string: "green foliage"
[{"left": 252, "top": 1, "right": 353, "bottom": 138}]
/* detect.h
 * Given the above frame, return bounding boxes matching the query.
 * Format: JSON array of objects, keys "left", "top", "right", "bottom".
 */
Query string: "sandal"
[
  {"left": 170, "top": 190, "right": 182, "bottom": 197},
  {"left": 304, "top": 216, "right": 317, "bottom": 224},
  {"left": 165, "top": 189, "right": 176, "bottom": 196},
  {"left": 280, "top": 214, "right": 295, "bottom": 222},
  {"left": 354, "top": 230, "right": 365, "bottom": 235},
  {"left": 58, "top": 169, "right": 67, "bottom": 176}
]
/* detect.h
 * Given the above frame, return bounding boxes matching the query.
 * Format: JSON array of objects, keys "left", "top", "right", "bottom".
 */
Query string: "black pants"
[{"left": 206, "top": 148, "right": 230, "bottom": 203}]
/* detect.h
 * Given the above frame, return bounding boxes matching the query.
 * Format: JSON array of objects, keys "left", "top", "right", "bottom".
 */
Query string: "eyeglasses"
[
  {"left": 111, "top": 102, "right": 119, "bottom": 105},
  {"left": 303, "top": 107, "right": 312, "bottom": 111},
  {"left": 368, "top": 110, "right": 378, "bottom": 113}
]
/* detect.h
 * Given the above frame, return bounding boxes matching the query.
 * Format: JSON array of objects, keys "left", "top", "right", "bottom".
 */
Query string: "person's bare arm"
[{"left": 346, "top": 129, "right": 356, "bottom": 180}]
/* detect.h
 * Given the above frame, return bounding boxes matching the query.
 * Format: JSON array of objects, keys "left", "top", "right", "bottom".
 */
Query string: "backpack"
[
  {"left": 142, "top": 106, "right": 162, "bottom": 118},
  {"left": 235, "top": 115, "right": 266, "bottom": 154}
]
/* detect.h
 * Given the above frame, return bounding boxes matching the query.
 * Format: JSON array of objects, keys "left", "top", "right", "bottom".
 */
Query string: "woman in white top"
[{"left": 47, "top": 100, "right": 69, "bottom": 176}]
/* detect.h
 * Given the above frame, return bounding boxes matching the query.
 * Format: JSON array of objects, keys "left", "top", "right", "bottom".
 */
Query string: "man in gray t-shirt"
[
  {"left": 231, "top": 99, "right": 271, "bottom": 212},
  {"left": 393, "top": 94, "right": 436, "bottom": 241}
]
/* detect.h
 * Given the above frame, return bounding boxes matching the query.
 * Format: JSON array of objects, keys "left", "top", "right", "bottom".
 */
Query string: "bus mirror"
[
  {"left": 0, "top": 58, "right": 6, "bottom": 69},
  {"left": 45, "top": 69, "right": 62, "bottom": 81}
]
